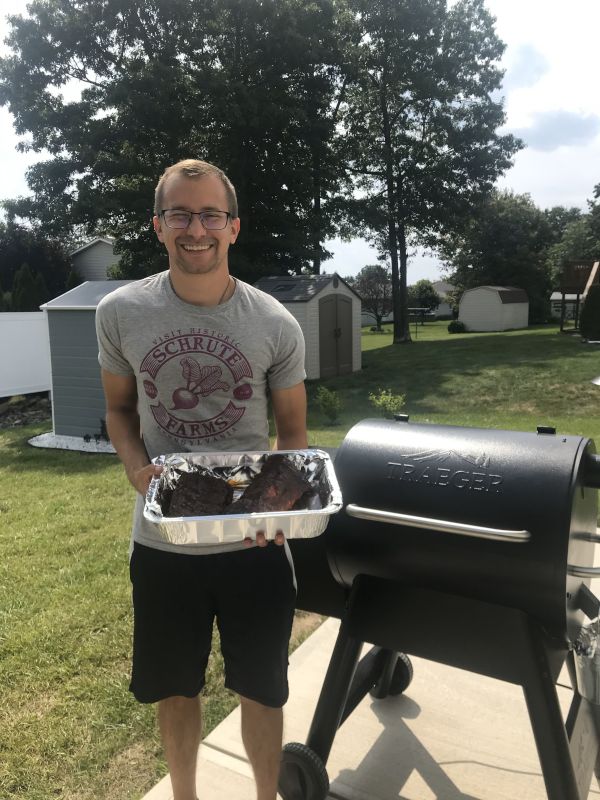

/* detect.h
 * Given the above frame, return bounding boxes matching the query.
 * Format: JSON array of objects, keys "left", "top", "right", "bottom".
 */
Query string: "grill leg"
[
  {"left": 522, "top": 623, "right": 582, "bottom": 800},
  {"left": 305, "top": 616, "right": 364, "bottom": 765}
]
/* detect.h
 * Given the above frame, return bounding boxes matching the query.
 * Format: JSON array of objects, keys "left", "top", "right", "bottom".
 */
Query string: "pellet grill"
[{"left": 279, "top": 418, "right": 600, "bottom": 800}]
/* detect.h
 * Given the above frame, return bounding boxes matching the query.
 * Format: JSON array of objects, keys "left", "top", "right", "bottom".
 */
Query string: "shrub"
[
  {"left": 316, "top": 385, "right": 342, "bottom": 424},
  {"left": 368, "top": 387, "right": 406, "bottom": 418},
  {"left": 448, "top": 319, "right": 467, "bottom": 334},
  {"left": 580, "top": 285, "right": 600, "bottom": 341}
]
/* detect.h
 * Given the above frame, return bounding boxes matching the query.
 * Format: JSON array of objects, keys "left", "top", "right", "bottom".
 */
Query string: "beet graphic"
[
  {"left": 143, "top": 380, "right": 158, "bottom": 399},
  {"left": 233, "top": 383, "right": 253, "bottom": 401},
  {"left": 171, "top": 388, "right": 199, "bottom": 410}
]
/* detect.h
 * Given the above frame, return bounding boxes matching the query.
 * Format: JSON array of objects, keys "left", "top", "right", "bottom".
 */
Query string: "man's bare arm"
[
  {"left": 101, "top": 369, "right": 161, "bottom": 495},
  {"left": 270, "top": 382, "right": 308, "bottom": 450}
]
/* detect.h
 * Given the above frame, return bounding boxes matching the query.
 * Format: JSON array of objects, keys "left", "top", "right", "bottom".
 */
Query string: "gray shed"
[
  {"left": 70, "top": 237, "right": 120, "bottom": 281},
  {"left": 459, "top": 286, "right": 529, "bottom": 332},
  {"left": 41, "top": 281, "right": 131, "bottom": 438},
  {"left": 254, "top": 273, "right": 362, "bottom": 379}
]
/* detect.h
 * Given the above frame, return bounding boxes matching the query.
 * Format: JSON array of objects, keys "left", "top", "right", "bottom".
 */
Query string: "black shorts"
[{"left": 129, "top": 542, "right": 296, "bottom": 707}]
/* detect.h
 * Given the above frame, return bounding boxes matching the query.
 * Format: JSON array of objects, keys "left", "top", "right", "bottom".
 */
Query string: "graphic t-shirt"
[{"left": 95, "top": 271, "right": 306, "bottom": 554}]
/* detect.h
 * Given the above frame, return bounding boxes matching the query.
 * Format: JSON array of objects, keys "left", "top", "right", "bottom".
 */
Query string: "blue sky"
[{"left": 1, "top": 0, "right": 599, "bottom": 284}]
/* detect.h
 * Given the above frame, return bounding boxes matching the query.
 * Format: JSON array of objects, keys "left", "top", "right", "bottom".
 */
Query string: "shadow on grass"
[{"left": 308, "top": 328, "right": 600, "bottom": 423}]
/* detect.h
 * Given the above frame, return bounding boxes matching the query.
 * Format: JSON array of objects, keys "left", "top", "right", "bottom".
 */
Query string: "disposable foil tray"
[{"left": 143, "top": 449, "right": 342, "bottom": 546}]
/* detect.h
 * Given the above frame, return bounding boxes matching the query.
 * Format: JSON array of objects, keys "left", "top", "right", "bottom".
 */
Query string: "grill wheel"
[{"left": 279, "top": 742, "right": 329, "bottom": 800}]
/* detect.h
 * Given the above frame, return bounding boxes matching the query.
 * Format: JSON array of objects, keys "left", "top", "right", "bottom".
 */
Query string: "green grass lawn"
[
  {"left": 306, "top": 322, "right": 600, "bottom": 447},
  {"left": 2, "top": 321, "right": 600, "bottom": 799}
]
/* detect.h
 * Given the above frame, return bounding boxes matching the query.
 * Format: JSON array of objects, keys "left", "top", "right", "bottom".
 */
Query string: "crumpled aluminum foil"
[{"left": 143, "top": 449, "right": 342, "bottom": 545}]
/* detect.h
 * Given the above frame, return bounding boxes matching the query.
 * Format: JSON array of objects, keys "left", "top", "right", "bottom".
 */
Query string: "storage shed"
[
  {"left": 254, "top": 274, "right": 362, "bottom": 379},
  {"left": 41, "top": 281, "right": 131, "bottom": 438},
  {"left": 459, "top": 286, "right": 529, "bottom": 332},
  {"left": 70, "top": 237, "right": 120, "bottom": 281}
]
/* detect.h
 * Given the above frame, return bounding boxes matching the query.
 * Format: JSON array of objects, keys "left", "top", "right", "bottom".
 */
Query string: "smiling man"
[{"left": 95, "top": 159, "right": 308, "bottom": 800}]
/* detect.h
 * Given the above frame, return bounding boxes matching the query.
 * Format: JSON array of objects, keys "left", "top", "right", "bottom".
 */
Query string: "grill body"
[{"left": 324, "top": 418, "right": 597, "bottom": 643}]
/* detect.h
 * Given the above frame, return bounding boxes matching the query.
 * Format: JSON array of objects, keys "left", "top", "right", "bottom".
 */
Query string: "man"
[{"left": 96, "top": 159, "right": 308, "bottom": 800}]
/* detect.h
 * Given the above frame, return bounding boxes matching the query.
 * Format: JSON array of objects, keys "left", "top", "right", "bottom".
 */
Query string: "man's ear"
[
  {"left": 230, "top": 217, "right": 241, "bottom": 244},
  {"left": 153, "top": 215, "right": 164, "bottom": 242}
]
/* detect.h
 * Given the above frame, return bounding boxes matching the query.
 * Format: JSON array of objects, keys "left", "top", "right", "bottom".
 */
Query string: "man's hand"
[
  {"left": 244, "top": 530, "right": 285, "bottom": 547},
  {"left": 127, "top": 463, "right": 163, "bottom": 496}
]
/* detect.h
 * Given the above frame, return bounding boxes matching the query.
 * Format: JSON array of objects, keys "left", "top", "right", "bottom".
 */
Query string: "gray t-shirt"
[{"left": 95, "top": 271, "right": 306, "bottom": 554}]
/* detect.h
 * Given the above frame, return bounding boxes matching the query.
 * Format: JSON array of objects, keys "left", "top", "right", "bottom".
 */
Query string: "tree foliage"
[
  {"left": 347, "top": 263, "right": 392, "bottom": 330},
  {"left": 407, "top": 279, "right": 440, "bottom": 310},
  {"left": 436, "top": 190, "right": 556, "bottom": 323},
  {"left": 580, "top": 285, "right": 600, "bottom": 341},
  {"left": 0, "top": 221, "right": 70, "bottom": 303},
  {"left": 0, "top": 0, "right": 349, "bottom": 282},
  {"left": 339, "top": 0, "right": 520, "bottom": 342}
]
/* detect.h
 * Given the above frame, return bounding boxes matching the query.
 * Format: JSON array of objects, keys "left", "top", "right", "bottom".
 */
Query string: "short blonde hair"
[{"left": 154, "top": 159, "right": 238, "bottom": 218}]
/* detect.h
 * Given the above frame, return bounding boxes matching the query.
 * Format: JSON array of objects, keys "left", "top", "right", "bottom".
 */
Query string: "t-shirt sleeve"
[
  {"left": 267, "top": 311, "right": 306, "bottom": 390},
  {"left": 95, "top": 294, "right": 134, "bottom": 376}
]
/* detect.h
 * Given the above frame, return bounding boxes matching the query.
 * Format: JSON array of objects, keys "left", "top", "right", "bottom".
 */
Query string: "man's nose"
[{"left": 187, "top": 214, "right": 209, "bottom": 234}]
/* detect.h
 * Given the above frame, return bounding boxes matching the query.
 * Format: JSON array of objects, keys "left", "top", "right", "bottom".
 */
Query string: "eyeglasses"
[{"left": 160, "top": 209, "right": 232, "bottom": 230}]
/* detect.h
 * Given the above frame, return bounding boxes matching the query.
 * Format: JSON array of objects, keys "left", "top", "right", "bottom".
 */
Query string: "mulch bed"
[{"left": 0, "top": 393, "right": 52, "bottom": 429}]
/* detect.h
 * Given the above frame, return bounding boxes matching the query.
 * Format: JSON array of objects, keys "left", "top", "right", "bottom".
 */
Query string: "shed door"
[{"left": 319, "top": 294, "right": 353, "bottom": 378}]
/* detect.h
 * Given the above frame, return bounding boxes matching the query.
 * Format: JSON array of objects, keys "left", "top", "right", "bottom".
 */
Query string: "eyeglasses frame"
[{"left": 159, "top": 208, "right": 232, "bottom": 230}]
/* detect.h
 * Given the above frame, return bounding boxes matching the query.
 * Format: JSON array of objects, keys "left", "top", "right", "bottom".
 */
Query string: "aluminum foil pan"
[{"left": 143, "top": 449, "right": 342, "bottom": 546}]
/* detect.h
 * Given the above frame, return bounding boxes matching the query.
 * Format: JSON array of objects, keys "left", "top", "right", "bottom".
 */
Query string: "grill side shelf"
[{"left": 344, "top": 504, "right": 531, "bottom": 543}]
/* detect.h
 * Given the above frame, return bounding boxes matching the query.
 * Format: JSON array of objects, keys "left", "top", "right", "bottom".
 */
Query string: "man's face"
[{"left": 153, "top": 173, "right": 240, "bottom": 277}]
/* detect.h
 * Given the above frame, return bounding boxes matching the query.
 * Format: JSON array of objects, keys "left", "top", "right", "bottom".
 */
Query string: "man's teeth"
[{"left": 182, "top": 243, "right": 212, "bottom": 251}]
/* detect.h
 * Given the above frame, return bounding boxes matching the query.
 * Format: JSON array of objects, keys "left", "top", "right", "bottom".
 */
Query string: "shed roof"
[
  {"left": 41, "top": 280, "right": 131, "bottom": 311},
  {"left": 465, "top": 285, "right": 528, "bottom": 304},
  {"left": 254, "top": 273, "right": 361, "bottom": 303},
  {"left": 70, "top": 237, "right": 116, "bottom": 257}
]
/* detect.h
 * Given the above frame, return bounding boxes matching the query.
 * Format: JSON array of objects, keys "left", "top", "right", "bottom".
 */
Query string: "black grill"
[{"left": 280, "top": 419, "right": 600, "bottom": 800}]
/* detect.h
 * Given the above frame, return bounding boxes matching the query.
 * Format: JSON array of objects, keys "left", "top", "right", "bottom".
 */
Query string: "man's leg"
[
  {"left": 239, "top": 695, "right": 283, "bottom": 800},
  {"left": 158, "top": 695, "right": 202, "bottom": 800}
]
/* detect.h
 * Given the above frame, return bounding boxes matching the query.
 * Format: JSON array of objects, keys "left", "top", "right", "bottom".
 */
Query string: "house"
[
  {"left": 254, "top": 274, "right": 362, "bottom": 379},
  {"left": 40, "top": 281, "right": 131, "bottom": 439},
  {"left": 70, "top": 237, "right": 120, "bottom": 281},
  {"left": 459, "top": 286, "right": 529, "bottom": 332},
  {"left": 432, "top": 280, "right": 455, "bottom": 318}
]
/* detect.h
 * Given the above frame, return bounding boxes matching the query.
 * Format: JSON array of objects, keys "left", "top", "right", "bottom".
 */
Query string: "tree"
[
  {"left": 12, "top": 263, "right": 37, "bottom": 311},
  {"left": 348, "top": 264, "right": 392, "bottom": 329},
  {"left": 0, "top": 221, "right": 70, "bottom": 300},
  {"left": 545, "top": 216, "right": 599, "bottom": 288},
  {"left": 0, "top": 0, "right": 348, "bottom": 282},
  {"left": 580, "top": 284, "right": 600, "bottom": 341},
  {"left": 407, "top": 279, "right": 440, "bottom": 310},
  {"left": 339, "top": 0, "right": 520, "bottom": 343},
  {"left": 436, "top": 190, "right": 554, "bottom": 323}
]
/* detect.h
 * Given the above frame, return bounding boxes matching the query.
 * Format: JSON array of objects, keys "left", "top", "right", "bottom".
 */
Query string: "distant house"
[
  {"left": 459, "top": 286, "right": 529, "bottom": 332},
  {"left": 254, "top": 274, "right": 362, "bottom": 379},
  {"left": 70, "top": 237, "right": 120, "bottom": 281},
  {"left": 432, "top": 280, "right": 455, "bottom": 318}
]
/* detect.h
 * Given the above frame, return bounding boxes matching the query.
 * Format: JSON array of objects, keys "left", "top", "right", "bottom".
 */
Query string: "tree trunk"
[
  {"left": 379, "top": 69, "right": 408, "bottom": 344},
  {"left": 396, "top": 221, "right": 412, "bottom": 342}
]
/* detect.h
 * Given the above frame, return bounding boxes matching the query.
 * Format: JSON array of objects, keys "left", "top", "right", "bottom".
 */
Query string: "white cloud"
[{"left": 512, "top": 110, "right": 600, "bottom": 152}]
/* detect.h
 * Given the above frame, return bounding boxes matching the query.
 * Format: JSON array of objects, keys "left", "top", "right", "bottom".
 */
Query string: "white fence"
[{"left": 0, "top": 312, "right": 51, "bottom": 397}]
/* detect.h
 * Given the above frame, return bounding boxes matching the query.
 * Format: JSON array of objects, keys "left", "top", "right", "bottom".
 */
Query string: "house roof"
[
  {"left": 465, "top": 285, "right": 528, "bottom": 304},
  {"left": 41, "top": 280, "right": 132, "bottom": 310},
  {"left": 254, "top": 273, "right": 361, "bottom": 303},
  {"left": 70, "top": 237, "right": 116, "bottom": 257},
  {"left": 432, "top": 280, "right": 455, "bottom": 297}
]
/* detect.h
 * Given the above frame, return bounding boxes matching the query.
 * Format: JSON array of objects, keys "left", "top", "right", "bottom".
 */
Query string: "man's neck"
[{"left": 168, "top": 268, "right": 233, "bottom": 307}]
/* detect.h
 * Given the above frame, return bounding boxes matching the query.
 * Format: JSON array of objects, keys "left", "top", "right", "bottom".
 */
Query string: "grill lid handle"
[{"left": 345, "top": 504, "right": 531, "bottom": 543}]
